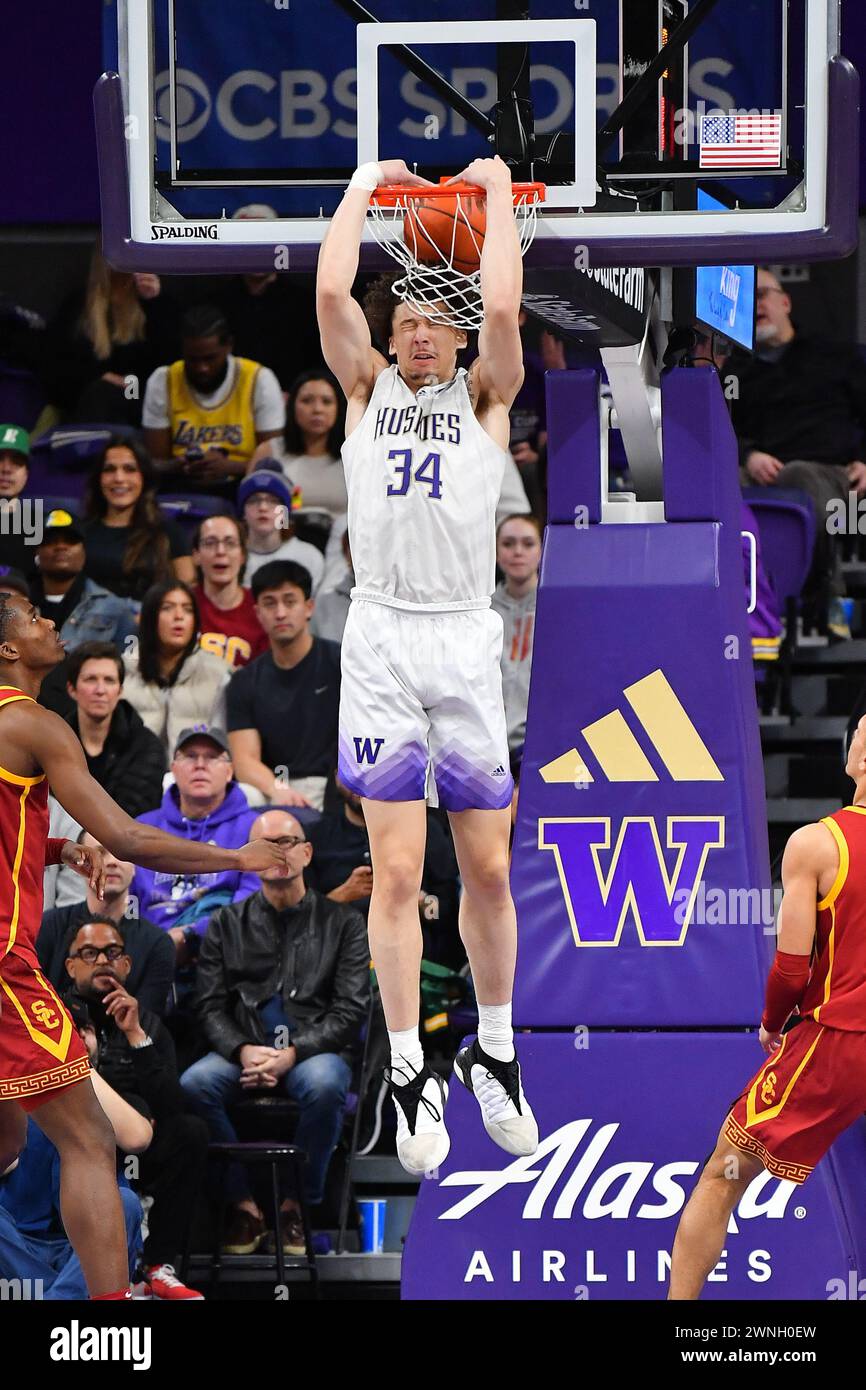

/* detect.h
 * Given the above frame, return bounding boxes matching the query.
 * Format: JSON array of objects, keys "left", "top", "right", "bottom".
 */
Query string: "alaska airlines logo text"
[{"left": 539, "top": 816, "right": 725, "bottom": 947}]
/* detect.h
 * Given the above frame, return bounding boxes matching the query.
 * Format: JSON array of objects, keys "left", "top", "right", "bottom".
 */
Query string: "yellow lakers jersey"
[{"left": 167, "top": 356, "right": 260, "bottom": 466}]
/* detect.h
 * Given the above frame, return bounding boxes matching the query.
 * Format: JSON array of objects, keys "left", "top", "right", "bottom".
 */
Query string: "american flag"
[{"left": 699, "top": 112, "right": 782, "bottom": 169}]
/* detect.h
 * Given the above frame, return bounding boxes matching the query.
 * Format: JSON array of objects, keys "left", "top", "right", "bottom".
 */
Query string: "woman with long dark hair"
[
  {"left": 81, "top": 436, "right": 195, "bottom": 601},
  {"left": 122, "top": 579, "right": 229, "bottom": 753},
  {"left": 250, "top": 369, "right": 347, "bottom": 517}
]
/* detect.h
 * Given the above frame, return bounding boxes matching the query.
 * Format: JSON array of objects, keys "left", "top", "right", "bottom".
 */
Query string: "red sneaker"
[{"left": 144, "top": 1264, "right": 204, "bottom": 1301}]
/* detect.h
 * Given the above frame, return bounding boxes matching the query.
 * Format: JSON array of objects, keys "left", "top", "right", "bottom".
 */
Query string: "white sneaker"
[
  {"left": 453, "top": 1040, "right": 539, "bottom": 1156},
  {"left": 385, "top": 1062, "right": 450, "bottom": 1176}
]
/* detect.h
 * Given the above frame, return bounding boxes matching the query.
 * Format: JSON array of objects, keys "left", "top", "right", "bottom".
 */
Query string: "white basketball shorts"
[{"left": 337, "top": 596, "right": 514, "bottom": 811}]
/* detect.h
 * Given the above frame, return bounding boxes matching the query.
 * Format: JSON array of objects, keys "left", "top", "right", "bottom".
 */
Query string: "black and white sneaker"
[
  {"left": 385, "top": 1062, "right": 450, "bottom": 1176},
  {"left": 453, "top": 1040, "right": 539, "bottom": 1156}
]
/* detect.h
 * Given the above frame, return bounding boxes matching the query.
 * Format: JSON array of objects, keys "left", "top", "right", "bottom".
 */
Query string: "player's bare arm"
[
  {"left": 317, "top": 159, "right": 433, "bottom": 418},
  {"left": 757, "top": 822, "right": 830, "bottom": 1052},
  {"left": 3, "top": 700, "right": 288, "bottom": 878},
  {"left": 450, "top": 157, "right": 525, "bottom": 446}
]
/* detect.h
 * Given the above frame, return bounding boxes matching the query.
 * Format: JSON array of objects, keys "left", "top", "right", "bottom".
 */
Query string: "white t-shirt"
[
  {"left": 142, "top": 355, "right": 285, "bottom": 433},
  {"left": 245, "top": 537, "right": 325, "bottom": 592},
  {"left": 280, "top": 451, "right": 348, "bottom": 516}
]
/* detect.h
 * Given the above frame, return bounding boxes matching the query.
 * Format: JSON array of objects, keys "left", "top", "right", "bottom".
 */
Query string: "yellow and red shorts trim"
[
  {"left": 724, "top": 1017, "right": 866, "bottom": 1185},
  {"left": 0, "top": 951, "right": 89, "bottom": 1110}
]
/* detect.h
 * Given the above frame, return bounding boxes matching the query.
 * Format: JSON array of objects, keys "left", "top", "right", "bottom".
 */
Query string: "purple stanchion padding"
[
  {"left": 544, "top": 371, "right": 602, "bottom": 524},
  {"left": 401, "top": 1032, "right": 866, "bottom": 1301},
  {"left": 510, "top": 368, "right": 771, "bottom": 1027}
]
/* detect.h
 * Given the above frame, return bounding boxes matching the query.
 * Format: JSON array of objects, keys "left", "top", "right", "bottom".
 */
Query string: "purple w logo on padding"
[
  {"left": 539, "top": 817, "right": 725, "bottom": 946},
  {"left": 353, "top": 736, "right": 385, "bottom": 765}
]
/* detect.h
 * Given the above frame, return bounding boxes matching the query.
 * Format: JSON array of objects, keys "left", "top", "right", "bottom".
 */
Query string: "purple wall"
[{"left": 0, "top": 0, "right": 102, "bottom": 224}]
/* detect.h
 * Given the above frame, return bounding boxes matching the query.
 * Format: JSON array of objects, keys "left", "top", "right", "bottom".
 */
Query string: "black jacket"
[
  {"left": 729, "top": 335, "right": 866, "bottom": 470},
  {"left": 66, "top": 989, "right": 184, "bottom": 1124},
  {"left": 37, "top": 902, "right": 175, "bottom": 1015},
  {"left": 66, "top": 699, "right": 166, "bottom": 818},
  {"left": 195, "top": 887, "right": 369, "bottom": 1065}
]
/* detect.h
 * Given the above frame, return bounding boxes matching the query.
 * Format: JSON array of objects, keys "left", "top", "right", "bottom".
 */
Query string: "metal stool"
[{"left": 208, "top": 1142, "right": 319, "bottom": 1297}]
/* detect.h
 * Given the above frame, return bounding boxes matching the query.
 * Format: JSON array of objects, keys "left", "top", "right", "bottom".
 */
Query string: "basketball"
[{"left": 403, "top": 194, "right": 487, "bottom": 275}]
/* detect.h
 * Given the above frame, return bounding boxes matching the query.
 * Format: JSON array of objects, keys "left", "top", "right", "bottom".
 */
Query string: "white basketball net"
[{"left": 367, "top": 186, "right": 542, "bottom": 331}]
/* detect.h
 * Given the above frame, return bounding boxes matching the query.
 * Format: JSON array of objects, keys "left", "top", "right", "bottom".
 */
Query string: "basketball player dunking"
[
  {"left": 669, "top": 715, "right": 866, "bottom": 1298},
  {"left": 0, "top": 589, "right": 289, "bottom": 1298},
  {"left": 317, "top": 156, "right": 538, "bottom": 1173}
]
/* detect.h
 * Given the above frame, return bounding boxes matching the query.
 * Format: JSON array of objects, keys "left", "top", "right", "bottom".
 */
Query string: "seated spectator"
[
  {"left": 191, "top": 512, "right": 268, "bottom": 669},
  {"left": 491, "top": 514, "right": 542, "bottom": 755},
  {"left": 80, "top": 437, "right": 195, "bottom": 601},
  {"left": 42, "top": 244, "right": 179, "bottom": 426},
  {"left": 123, "top": 580, "right": 229, "bottom": 754},
  {"left": 0, "top": 1102, "right": 147, "bottom": 1301},
  {"left": 64, "top": 641, "right": 166, "bottom": 816},
  {"left": 254, "top": 370, "right": 348, "bottom": 531},
  {"left": 308, "top": 774, "right": 460, "bottom": 960},
  {"left": 142, "top": 304, "right": 284, "bottom": 497},
  {"left": 239, "top": 468, "right": 324, "bottom": 591},
  {"left": 181, "top": 809, "right": 369, "bottom": 1254},
  {"left": 227, "top": 561, "right": 341, "bottom": 811},
  {"left": 0, "top": 424, "right": 37, "bottom": 575},
  {"left": 30, "top": 509, "right": 139, "bottom": 653},
  {"left": 730, "top": 267, "right": 866, "bottom": 634},
  {"left": 130, "top": 726, "right": 260, "bottom": 948},
  {"left": 310, "top": 528, "right": 353, "bottom": 645},
  {"left": 39, "top": 832, "right": 175, "bottom": 1014},
  {"left": 213, "top": 260, "right": 322, "bottom": 392},
  {"left": 63, "top": 916, "right": 207, "bottom": 1300}
]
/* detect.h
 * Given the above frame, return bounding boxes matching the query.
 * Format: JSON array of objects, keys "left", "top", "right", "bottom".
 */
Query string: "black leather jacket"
[{"left": 195, "top": 887, "right": 370, "bottom": 1065}]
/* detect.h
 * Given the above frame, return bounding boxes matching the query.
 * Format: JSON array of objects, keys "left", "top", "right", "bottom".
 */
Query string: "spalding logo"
[
  {"left": 437, "top": 1120, "right": 797, "bottom": 1226},
  {"left": 150, "top": 224, "right": 219, "bottom": 240}
]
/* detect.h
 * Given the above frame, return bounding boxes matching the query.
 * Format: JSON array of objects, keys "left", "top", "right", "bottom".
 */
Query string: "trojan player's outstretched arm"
[
  {"left": 13, "top": 702, "right": 287, "bottom": 878},
  {"left": 760, "top": 823, "right": 833, "bottom": 1043},
  {"left": 317, "top": 159, "right": 433, "bottom": 402},
  {"left": 452, "top": 156, "right": 525, "bottom": 413}
]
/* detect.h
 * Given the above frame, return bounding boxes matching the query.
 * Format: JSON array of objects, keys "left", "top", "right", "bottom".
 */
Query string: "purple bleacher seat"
[
  {"left": 742, "top": 487, "right": 815, "bottom": 608},
  {"left": 0, "top": 363, "right": 46, "bottom": 433},
  {"left": 158, "top": 492, "right": 236, "bottom": 540}
]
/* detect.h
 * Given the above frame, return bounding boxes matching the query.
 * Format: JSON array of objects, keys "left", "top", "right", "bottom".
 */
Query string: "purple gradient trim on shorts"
[
  {"left": 432, "top": 745, "right": 514, "bottom": 812},
  {"left": 338, "top": 737, "right": 428, "bottom": 802}
]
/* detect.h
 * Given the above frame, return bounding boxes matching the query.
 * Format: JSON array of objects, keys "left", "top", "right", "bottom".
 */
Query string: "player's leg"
[
  {"left": 30, "top": 1078, "right": 131, "bottom": 1297},
  {"left": 0, "top": 1100, "right": 27, "bottom": 1175},
  {"left": 363, "top": 795, "right": 450, "bottom": 1173},
  {"left": 669, "top": 1123, "right": 764, "bottom": 1299},
  {"left": 447, "top": 805, "right": 538, "bottom": 1155}
]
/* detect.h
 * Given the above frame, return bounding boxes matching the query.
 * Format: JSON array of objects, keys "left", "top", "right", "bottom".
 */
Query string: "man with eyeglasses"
[
  {"left": 63, "top": 916, "right": 208, "bottom": 1301},
  {"left": 130, "top": 726, "right": 263, "bottom": 955},
  {"left": 191, "top": 513, "right": 267, "bottom": 669},
  {"left": 182, "top": 808, "right": 369, "bottom": 1258},
  {"left": 730, "top": 266, "right": 866, "bottom": 636}
]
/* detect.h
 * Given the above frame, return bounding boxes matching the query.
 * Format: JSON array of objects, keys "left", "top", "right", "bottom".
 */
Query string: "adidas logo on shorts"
[{"left": 492, "top": 765, "right": 506, "bottom": 777}]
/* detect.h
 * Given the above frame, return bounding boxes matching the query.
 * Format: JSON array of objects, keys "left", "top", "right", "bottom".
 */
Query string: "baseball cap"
[
  {"left": 41, "top": 508, "right": 85, "bottom": 543},
  {"left": 0, "top": 425, "right": 30, "bottom": 460},
  {"left": 173, "top": 725, "right": 231, "bottom": 758},
  {"left": 0, "top": 566, "right": 30, "bottom": 598},
  {"left": 238, "top": 468, "right": 296, "bottom": 513}
]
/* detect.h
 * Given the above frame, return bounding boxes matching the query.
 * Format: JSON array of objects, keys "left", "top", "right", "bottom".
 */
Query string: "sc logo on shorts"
[{"left": 31, "top": 1000, "right": 60, "bottom": 1031}]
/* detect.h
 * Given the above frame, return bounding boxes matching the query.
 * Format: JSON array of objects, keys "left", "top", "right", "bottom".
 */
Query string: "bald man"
[
  {"left": 181, "top": 809, "right": 370, "bottom": 1256},
  {"left": 730, "top": 267, "right": 866, "bottom": 634}
]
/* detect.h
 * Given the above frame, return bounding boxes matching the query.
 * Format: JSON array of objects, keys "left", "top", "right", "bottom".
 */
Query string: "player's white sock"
[
  {"left": 477, "top": 1001, "right": 515, "bottom": 1063},
  {"left": 388, "top": 1026, "right": 425, "bottom": 1082}
]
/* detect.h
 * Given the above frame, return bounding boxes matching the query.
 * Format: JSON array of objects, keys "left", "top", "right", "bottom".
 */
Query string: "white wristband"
[{"left": 350, "top": 162, "right": 384, "bottom": 193}]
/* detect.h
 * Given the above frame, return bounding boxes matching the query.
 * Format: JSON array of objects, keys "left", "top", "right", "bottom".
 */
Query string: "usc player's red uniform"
[
  {"left": 726, "top": 807, "right": 866, "bottom": 1182},
  {"left": 0, "top": 688, "right": 89, "bottom": 1110}
]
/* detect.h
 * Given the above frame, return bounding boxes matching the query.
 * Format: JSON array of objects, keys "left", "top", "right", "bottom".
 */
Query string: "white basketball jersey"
[{"left": 341, "top": 365, "right": 506, "bottom": 610}]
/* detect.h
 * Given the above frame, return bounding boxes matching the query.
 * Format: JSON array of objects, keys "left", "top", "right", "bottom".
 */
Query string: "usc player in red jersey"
[
  {"left": 669, "top": 713, "right": 866, "bottom": 1299},
  {"left": 0, "top": 588, "right": 289, "bottom": 1300}
]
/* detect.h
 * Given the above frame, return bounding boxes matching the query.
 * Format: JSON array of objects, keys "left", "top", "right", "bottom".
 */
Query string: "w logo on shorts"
[{"left": 353, "top": 736, "right": 385, "bottom": 765}]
